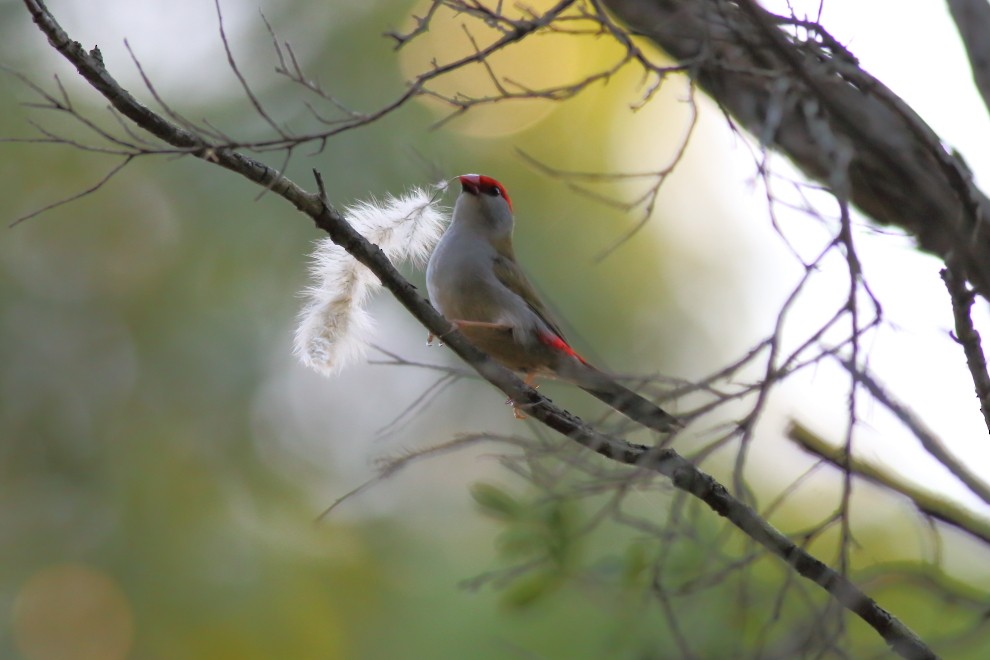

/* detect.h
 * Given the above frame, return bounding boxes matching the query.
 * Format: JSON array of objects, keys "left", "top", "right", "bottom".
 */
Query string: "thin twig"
[
  {"left": 787, "top": 421, "right": 990, "bottom": 545},
  {"left": 835, "top": 356, "right": 990, "bottom": 507},
  {"left": 947, "top": 0, "right": 990, "bottom": 119},
  {"left": 10, "top": 155, "right": 135, "bottom": 227},
  {"left": 941, "top": 265, "right": 990, "bottom": 436}
]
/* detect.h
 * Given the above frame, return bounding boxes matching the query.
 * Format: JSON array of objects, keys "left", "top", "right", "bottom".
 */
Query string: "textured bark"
[
  {"left": 603, "top": 0, "right": 990, "bottom": 303},
  {"left": 947, "top": 0, "right": 990, "bottom": 118}
]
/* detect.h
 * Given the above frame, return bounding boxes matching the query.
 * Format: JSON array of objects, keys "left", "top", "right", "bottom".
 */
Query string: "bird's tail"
[{"left": 573, "top": 367, "right": 682, "bottom": 433}]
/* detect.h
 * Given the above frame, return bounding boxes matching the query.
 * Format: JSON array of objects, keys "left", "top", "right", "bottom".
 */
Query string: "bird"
[{"left": 425, "top": 173, "right": 681, "bottom": 433}]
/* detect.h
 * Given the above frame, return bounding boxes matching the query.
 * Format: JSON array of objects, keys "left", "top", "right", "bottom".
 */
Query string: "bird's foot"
[
  {"left": 506, "top": 376, "right": 538, "bottom": 419},
  {"left": 505, "top": 398, "right": 535, "bottom": 420},
  {"left": 452, "top": 319, "right": 513, "bottom": 331},
  {"left": 432, "top": 320, "right": 509, "bottom": 345}
]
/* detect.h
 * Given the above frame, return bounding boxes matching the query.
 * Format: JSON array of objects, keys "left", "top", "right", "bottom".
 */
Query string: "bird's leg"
[
  {"left": 452, "top": 320, "right": 513, "bottom": 331},
  {"left": 429, "top": 319, "right": 512, "bottom": 346}
]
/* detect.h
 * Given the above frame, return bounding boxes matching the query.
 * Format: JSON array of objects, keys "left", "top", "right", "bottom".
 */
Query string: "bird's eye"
[{"left": 475, "top": 175, "right": 512, "bottom": 210}]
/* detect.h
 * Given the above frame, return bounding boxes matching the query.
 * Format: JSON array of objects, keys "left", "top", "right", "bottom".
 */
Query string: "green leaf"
[
  {"left": 501, "top": 570, "right": 563, "bottom": 609},
  {"left": 622, "top": 541, "right": 651, "bottom": 586},
  {"left": 470, "top": 482, "right": 521, "bottom": 519}
]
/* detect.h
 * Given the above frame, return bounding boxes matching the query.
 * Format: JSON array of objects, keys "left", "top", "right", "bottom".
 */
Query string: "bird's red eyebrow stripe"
[
  {"left": 477, "top": 175, "right": 512, "bottom": 210},
  {"left": 539, "top": 331, "right": 586, "bottom": 363}
]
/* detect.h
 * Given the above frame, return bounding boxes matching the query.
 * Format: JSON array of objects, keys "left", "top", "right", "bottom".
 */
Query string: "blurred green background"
[{"left": 2, "top": 0, "right": 989, "bottom": 658}]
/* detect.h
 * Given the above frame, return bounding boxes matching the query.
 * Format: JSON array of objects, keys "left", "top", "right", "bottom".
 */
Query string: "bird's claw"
[
  {"left": 504, "top": 397, "right": 529, "bottom": 420},
  {"left": 505, "top": 377, "right": 538, "bottom": 419}
]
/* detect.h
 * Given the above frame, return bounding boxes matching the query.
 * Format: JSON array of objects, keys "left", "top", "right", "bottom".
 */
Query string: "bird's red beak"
[{"left": 459, "top": 174, "right": 481, "bottom": 196}]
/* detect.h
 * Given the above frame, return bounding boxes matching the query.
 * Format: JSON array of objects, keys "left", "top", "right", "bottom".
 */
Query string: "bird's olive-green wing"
[{"left": 492, "top": 253, "right": 568, "bottom": 341}]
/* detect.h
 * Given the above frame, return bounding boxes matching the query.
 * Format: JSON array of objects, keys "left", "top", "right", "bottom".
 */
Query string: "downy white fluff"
[{"left": 294, "top": 183, "right": 448, "bottom": 375}]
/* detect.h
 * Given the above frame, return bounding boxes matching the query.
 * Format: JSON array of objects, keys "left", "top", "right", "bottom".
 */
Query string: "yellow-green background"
[{"left": 2, "top": 0, "right": 988, "bottom": 658}]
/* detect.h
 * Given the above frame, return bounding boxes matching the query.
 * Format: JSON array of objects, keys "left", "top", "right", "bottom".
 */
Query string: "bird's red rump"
[{"left": 538, "top": 331, "right": 586, "bottom": 363}]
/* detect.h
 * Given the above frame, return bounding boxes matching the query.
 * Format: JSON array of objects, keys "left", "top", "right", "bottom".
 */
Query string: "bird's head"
[{"left": 452, "top": 173, "right": 515, "bottom": 239}]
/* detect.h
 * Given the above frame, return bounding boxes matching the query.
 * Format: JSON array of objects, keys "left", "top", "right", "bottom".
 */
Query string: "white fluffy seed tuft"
[{"left": 294, "top": 183, "right": 448, "bottom": 375}]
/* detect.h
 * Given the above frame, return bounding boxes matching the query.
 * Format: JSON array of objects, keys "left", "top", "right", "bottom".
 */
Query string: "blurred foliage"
[
  {"left": 0, "top": 1, "right": 689, "bottom": 657},
  {"left": 1, "top": 0, "right": 989, "bottom": 658}
]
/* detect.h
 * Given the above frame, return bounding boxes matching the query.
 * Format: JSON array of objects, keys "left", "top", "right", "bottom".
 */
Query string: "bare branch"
[
  {"left": 835, "top": 356, "right": 990, "bottom": 508},
  {"left": 787, "top": 421, "right": 990, "bottom": 546},
  {"left": 122, "top": 40, "right": 223, "bottom": 144},
  {"left": 17, "top": 2, "right": 938, "bottom": 656},
  {"left": 601, "top": 0, "right": 990, "bottom": 302},
  {"left": 947, "top": 0, "right": 990, "bottom": 118},
  {"left": 9, "top": 155, "right": 135, "bottom": 227},
  {"left": 212, "top": 0, "right": 289, "bottom": 140},
  {"left": 941, "top": 265, "right": 990, "bottom": 436}
]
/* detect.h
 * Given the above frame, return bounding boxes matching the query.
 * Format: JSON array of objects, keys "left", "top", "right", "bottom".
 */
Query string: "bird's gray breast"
[{"left": 426, "top": 229, "right": 532, "bottom": 330}]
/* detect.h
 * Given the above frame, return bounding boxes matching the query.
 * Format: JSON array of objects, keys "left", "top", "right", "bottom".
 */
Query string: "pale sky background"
[
  {"left": 627, "top": 0, "right": 990, "bottom": 518},
  {"left": 757, "top": 0, "right": 990, "bottom": 506}
]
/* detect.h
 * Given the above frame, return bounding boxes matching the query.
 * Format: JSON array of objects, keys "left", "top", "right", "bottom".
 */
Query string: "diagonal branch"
[
  {"left": 837, "top": 356, "right": 990, "bottom": 507},
  {"left": 941, "top": 265, "right": 990, "bottom": 436},
  {"left": 787, "top": 421, "right": 990, "bottom": 546},
  {"left": 19, "top": 1, "right": 935, "bottom": 658},
  {"left": 946, "top": 0, "right": 990, "bottom": 119},
  {"left": 10, "top": 154, "right": 135, "bottom": 227}
]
